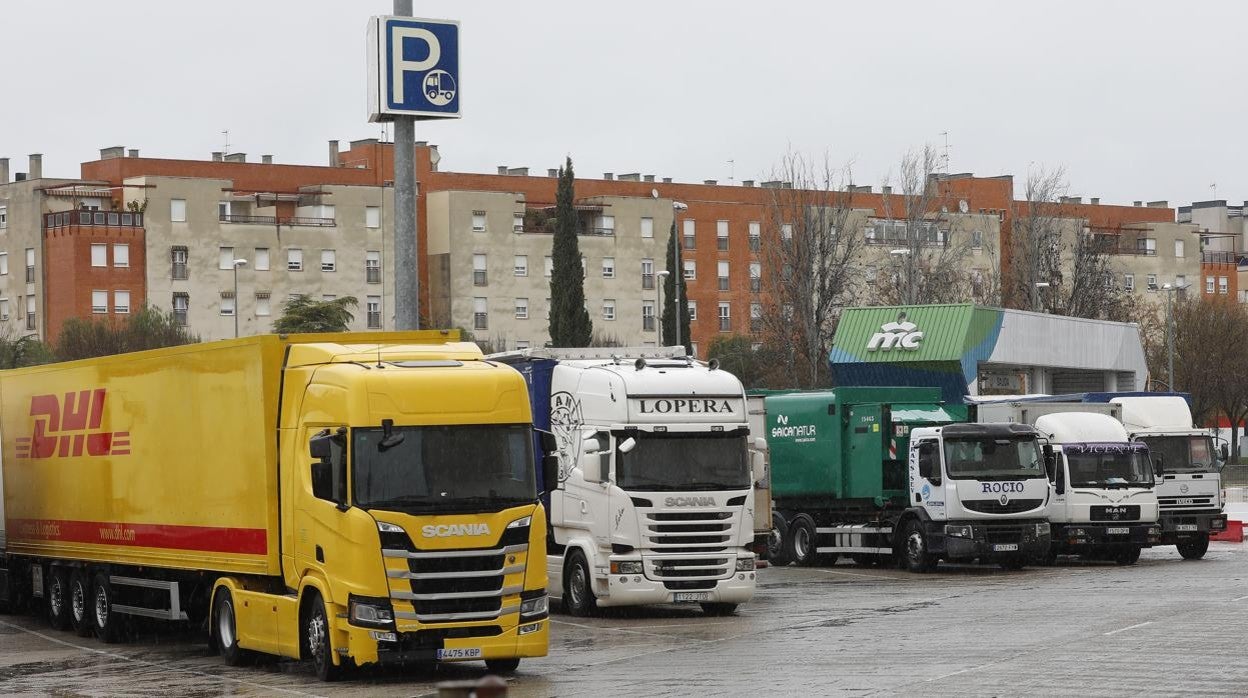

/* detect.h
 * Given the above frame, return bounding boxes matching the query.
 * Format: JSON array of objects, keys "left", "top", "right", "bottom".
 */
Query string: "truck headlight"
[
  {"left": 1035, "top": 523, "right": 1050, "bottom": 538},
  {"left": 520, "top": 591, "right": 548, "bottom": 618},
  {"left": 376, "top": 520, "right": 404, "bottom": 534},
  {"left": 349, "top": 596, "right": 394, "bottom": 627},
  {"left": 944, "top": 524, "right": 973, "bottom": 539},
  {"left": 1070, "top": 528, "right": 1087, "bottom": 537},
  {"left": 610, "top": 560, "right": 644, "bottom": 575},
  {"left": 507, "top": 515, "right": 532, "bottom": 529},
  {"left": 735, "top": 557, "right": 755, "bottom": 571}
]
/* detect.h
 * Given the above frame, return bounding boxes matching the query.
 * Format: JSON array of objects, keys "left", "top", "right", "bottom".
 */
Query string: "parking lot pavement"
[{"left": 3, "top": 543, "right": 1248, "bottom": 696}]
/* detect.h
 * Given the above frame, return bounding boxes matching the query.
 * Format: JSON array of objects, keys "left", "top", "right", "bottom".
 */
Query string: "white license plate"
[
  {"left": 992, "top": 543, "right": 1019, "bottom": 552},
  {"left": 436, "top": 648, "right": 482, "bottom": 661},
  {"left": 1107, "top": 527, "right": 1130, "bottom": 535},
  {"left": 673, "top": 592, "right": 710, "bottom": 603},
  {"left": 1176, "top": 524, "right": 1198, "bottom": 532}
]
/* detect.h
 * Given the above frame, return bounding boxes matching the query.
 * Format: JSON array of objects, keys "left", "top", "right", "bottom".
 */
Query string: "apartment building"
[{"left": 1177, "top": 200, "right": 1244, "bottom": 301}]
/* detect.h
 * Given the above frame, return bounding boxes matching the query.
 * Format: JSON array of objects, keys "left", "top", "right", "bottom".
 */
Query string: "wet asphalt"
[{"left": 2, "top": 543, "right": 1248, "bottom": 697}]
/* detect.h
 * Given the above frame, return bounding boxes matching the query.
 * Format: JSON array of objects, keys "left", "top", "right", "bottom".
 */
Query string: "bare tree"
[
  {"left": 757, "top": 152, "right": 863, "bottom": 389},
  {"left": 876, "top": 146, "right": 977, "bottom": 305}
]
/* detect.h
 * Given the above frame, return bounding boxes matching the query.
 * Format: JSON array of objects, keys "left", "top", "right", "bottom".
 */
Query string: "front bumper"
[
  {"left": 1158, "top": 510, "right": 1226, "bottom": 544},
  {"left": 342, "top": 616, "right": 549, "bottom": 667},
  {"left": 1051, "top": 522, "right": 1160, "bottom": 550},
  {"left": 937, "top": 519, "right": 1051, "bottom": 560},
  {"left": 594, "top": 563, "right": 757, "bottom": 608}
]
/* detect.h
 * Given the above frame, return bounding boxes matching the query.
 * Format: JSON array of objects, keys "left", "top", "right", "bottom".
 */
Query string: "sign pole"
[{"left": 392, "top": 0, "right": 419, "bottom": 330}]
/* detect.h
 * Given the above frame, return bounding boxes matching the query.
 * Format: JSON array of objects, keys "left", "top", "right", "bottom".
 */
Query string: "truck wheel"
[
  {"left": 91, "top": 573, "right": 121, "bottom": 643},
  {"left": 786, "top": 515, "right": 818, "bottom": 566},
  {"left": 69, "top": 571, "right": 92, "bottom": 637},
  {"left": 1177, "top": 537, "right": 1210, "bottom": 560},
  {"left": 901, "top": 520, "right": 937, "bottom": 573},
  {"left": 1114, "top": 546, "right": 1142, "bottom": 566},
  {"left": 564, "top": 551, "right": 597, "bottom": 617},
  {"left": 212, "top": 588, "right": 254, "bottom": 666},
  {"left": 767, "top": 512, "right": 791, "bottom": 566},
  {"left": 485, "top": 658, "right": 521, "bottom": 673},
  {"left": 700, "top": 603, "right": 738, "bottom": 616},
  {"left": 47, "top": 569, "right": 71, "bottom": 630},
  {"left": 303, "top": 592, "right": 342, "bottom": 682}
]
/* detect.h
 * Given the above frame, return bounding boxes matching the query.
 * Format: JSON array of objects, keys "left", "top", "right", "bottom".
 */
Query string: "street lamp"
[
  {"left": 657, "top": 270, "right": 671, "bottom": 345},
  {"left": 1161, "top": 282, "right": 1190, "bottom": 392},
  {"left": 232, "top": 258, "right": 248, "bottom": 338},
  {"left": 673, "top": 201, "right": 688, "bottom": 350}
]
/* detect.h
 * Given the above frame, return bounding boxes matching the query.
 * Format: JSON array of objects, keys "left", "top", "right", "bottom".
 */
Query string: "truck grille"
[
  {"left": 382, "top": 529, "right": 527, "bottom": 624},
  {"left": 641, "top": 509, "right": 737, "bottom": 581},
  {"left": 961, "top": 499, "right": 1044, "bottom": 515},
  {"left": 1158, "top": 496, "right": 1214, "bottom": 510}
]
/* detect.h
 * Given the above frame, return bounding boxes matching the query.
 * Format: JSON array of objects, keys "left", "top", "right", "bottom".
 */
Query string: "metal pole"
[
  {"left": 233, "top": 265, "right": 240, "bottom": 338},
  {"left": 392, "top": 0, "right": 419, "bottom": 330},
  {"left": 674, "top": 218, "right": 682, "bottom": 350},
  {"left": 1166, "top": 289, "right": 1174, "bottom": 391}
]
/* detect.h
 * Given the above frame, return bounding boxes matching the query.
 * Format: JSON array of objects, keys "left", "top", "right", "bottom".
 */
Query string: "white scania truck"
[{"left": 492, "top": 348, "right": 757, "bottom": 616}]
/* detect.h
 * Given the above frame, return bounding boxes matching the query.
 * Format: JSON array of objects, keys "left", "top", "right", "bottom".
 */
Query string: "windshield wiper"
[{"left": 684, "top": 481, "right": 749, "bottom": 491}]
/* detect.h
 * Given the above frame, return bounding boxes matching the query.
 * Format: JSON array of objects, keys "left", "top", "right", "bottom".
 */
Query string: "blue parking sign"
[{"left": 368, "top": 16, "right": 461, "bottom": 121}]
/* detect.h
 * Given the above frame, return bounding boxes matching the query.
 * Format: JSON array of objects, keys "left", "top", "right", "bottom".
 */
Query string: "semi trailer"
[
  {"left": 765, "top": 387, "right": 1053, "bottom": 572},
  {"left": 492, "top": 347, "right": 757, "bottom": 616},
  {"left": 0, "top": 333, "right": 551, "bottom": 679}
]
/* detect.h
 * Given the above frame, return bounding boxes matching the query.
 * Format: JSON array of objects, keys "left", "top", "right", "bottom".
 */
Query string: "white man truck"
[
  {"left": 975, "top": 402, "right": 1160, "bottom": 565},
  {"left": 491, "top": 347, "right": 757, "bottom": 616}
]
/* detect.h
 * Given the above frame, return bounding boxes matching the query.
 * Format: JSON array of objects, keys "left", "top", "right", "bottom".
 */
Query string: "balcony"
[
  {"left": 1203, "top": 251, "right": 1238, "bottom": 265},
  {"left": 45, "top": 210, "right": 143, "bottom": 228},
  {"left": 219, "top": 214, "right": 335, "bottom": 227}
]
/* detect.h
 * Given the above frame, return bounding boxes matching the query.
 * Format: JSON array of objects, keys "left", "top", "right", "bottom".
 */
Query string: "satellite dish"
[
  {"left": 651, "top": 188, "right": 659, "bottom": 199},
  {"left": 959, "top": 199, "right": 969, "bottom": 214}
]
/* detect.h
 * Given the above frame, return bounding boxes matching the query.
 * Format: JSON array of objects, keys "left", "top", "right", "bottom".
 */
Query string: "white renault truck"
[{"left": 492, "top": 347, "right": 757, "bottom": 616}]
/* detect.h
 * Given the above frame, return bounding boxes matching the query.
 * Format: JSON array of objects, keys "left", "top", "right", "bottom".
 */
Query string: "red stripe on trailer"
[{"left": 9, "top": 518, "right": 268, "bottom": 555}]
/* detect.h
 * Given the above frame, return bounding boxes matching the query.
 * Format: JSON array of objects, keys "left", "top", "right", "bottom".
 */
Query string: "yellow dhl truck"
[{"left": 0, "top": 332, "right": 552, "bottom": 680}]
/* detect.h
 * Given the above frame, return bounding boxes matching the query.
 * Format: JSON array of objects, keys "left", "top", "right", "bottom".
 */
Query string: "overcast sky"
[{"left": 3, "top": 1, "right": 1245, "bottom": 208}]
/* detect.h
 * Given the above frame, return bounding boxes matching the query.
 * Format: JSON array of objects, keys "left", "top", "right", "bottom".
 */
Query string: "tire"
[
  {"left": 91, "top": 573, "right": 121, "bottom": 643},
  {"left": 1177, "top": 536, "right": 1210, "bottom": 560},
  {"left": 303, "top": 592, "right": 342, "bottom": 682},
  {"left": 700, "top": 603, "right": 738, "bottom": 616},
  {"left": 212, "top": 588, "right": 254, "bottom": 667},
  {"left": 485, "top": 658, "right": 521, "bottom": 674},
  {"left": 1114, "top": 546, "right": 1142, "bottom": 566},
  {"left": 69, "top": 571, "right": 92, "bottom": 637},
  {"left": 785, "top": 514, "right": 819, "bottom": 567},
  {"left": 767, "top": 512, "right": 791, "bottom": 567},
  {"left": 563, "top": 551, "right": 597, "bottom": 617},
  {"left": 47, "top": 568, "right": 71, "bottom": 631},
  {"left": 997, "top": 556, "right": 1027, "bottom": 571},
  {"left": 900, "top": 520, "right": 938, "bottom": 573}
]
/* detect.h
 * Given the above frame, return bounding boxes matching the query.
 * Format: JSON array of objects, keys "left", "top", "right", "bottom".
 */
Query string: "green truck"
[{"left": 764, "top": 387, "right": 1053, "bottom": 571}]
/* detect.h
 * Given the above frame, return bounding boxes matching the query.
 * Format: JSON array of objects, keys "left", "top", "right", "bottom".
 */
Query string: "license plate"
[
  {"left": 1106, "top": 527, "right": 1129, "bottom": 535},
  {"left": 992, "top": 543, "right": 1019, "bottom": 552},
  {"left": 1176, "top": 524, "right": 1198, "bottom": 532},
  {"left": 673, "top": 592, "right": 710, "bottom": 603},
  {"left": 436, "top": 648, "right": 482, "bottom": 661}
]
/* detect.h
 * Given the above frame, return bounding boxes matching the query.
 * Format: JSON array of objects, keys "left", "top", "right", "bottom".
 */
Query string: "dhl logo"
[{"left": 15, "top": 388, "right": 130, "bottom": 459}]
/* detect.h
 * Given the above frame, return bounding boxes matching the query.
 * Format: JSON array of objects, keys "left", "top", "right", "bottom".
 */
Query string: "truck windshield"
[
  {"left": 1064, "top": 444, "right": 1154, "bottom": 488},
  {"left": 943, "top": 437, "right": 1045, "bottom": 480},
  {"left": 353, "top": 424, "right": 536, "bottom": 512},
  {"left": 1137, "top": 435, "right": 1216, "bottom": 474},
  {"left": 615, "top": 431, "right": 750, "bottom": 492}
]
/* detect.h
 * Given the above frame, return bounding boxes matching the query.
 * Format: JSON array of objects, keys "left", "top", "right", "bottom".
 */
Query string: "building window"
[
  {"left": 642, "top": 301, "right": 655, "bottom": 331},
  {"left": 367, "top": 296, "right": 381, "bottom": 328},
  {"left": 972, "top": 230, "right": 984, "bottom": 248},
  {"left": 1145, "top": 273, "right": 1157, "bottom": 291},
  {"left": 596, "top": 215, "right": 615, "bottom": 236},
  {"left": 749, "top": 262, "right": 761, "bottom": 292},
  {"left": 114, "top": 290, "right": 130, "bottom": 314},
  {"left": 515, "top": 340, "right": 530, "bottom": 350},
  {"left": 1220, "top": 276, "right": 1229, "bottom": 295},
  {"left": 113, "top": 243, "right": 129, "bottom": 268},
  {"left": 472, "top": 211, "right": 486, "bottom": 232},
  {"left": 867, "top": 266, "right": 878, "bottom": 285},
  {"left": 92, "top": 290, "right": 108, "bottom": 314},
  {"left": 544, "top": 256, "right": 553, "bottom": 277},
  {"left": 641, "top": 217, "right": 654, "bottom": 239},
  {"left": 0, "top": 206, "right": 6, "bottom": 229},
  {"left": 170, "top": 199, "right": 187, "bottom": 222},
  {"left": 219, "top": 247, "right": 234, "bottom": 270},
  {"left": 1206, "top": 276, "right": 1215, "bottom": 294},
  {"left": 473, "top": 297, "right": 488, "bottom": 330},
  {"left": 0, "top": 253, "right": 7, "bottom": 275},
  {"left": 717, "top": 220, "right": 729, "bottom": 250},
  {"left": 687, "top": 300, "right": 698, "bottom": 321},
  {"left": 513, "top": 255, "right": 528, "bottom": 277},
  {"left": 1174, "top": 239, "right": 1185, "bottom": 258},
  {"left": 749, "top": 221, "right": 761, "bottom": 252},
  {"left": 781, "top": 223, "right": 793, "bottom": 240},
  {"left": 366, "top": 206, "right": 380, "bottom": 229},
  {"left": 515, "top": 297, "right": 529, "bottom": 320},
  {"left": 513, "top": 213, "right": 525, "bottom": 233},
  {"left": 287, "top": 248, "right": 303, "bottom": 272},
  {"left": 254, "top": 247, "right": 270, "bottom": 271},
  {"left": 473, "top": 253, "right": 488, "bottom": 286},
  {"left": 684, "top": 260, "right": 696, "bottom": 280},
  {"left": 683, "top": 219, "right": 696, "bottom": 249},
  {"left": 603, "top": 299, "right": 616, "bottom": 321},
  {"left": 1138, "top": 238, "right": 1156, "bottom": 255},
  {"left": 367, "top": 251, "right": 381, "bottom": 283},
  {"left": 321, "top": 249, "right": 336, "bottom": 273},
  {"left": 581, "top": 256, "right": 587, "bottom": 278},
  {"left": 718, "top": 261, "right": 729, "bottom": 291},
  {"left": 91, "top": 244, "right": 108, "bottom": 267},
  {"left": 718, "top": 302, "right": 731, "bottom": 332},
  {"left": 751, "top": 303, "right": 762, "bottom": 333},
  {"left": 220, "top": 292, "right": 236, "bottom": 316},
  {"left": 25, "top": 248, "right": 34, "bottom": 283},
  {"left": 171, "top": 247, "right": 188, "bottom": 280},
  {"left": 602, "top": 257, "right": 615, "bottom": 279},
  {"left": 642, "top": 258, "right": 655, "bottom": 289},
  {"left": 25, "top": 295, "right": 35, "bottom": 331},
  {"left": 1123, "top": 273, "right": 1134, "bottom": 291},
  {"left": 255, "top": 292, "right": 271, "bottom": 317},
  {"left": 0, "top": 298, "right": 9, "bottom": 321}
]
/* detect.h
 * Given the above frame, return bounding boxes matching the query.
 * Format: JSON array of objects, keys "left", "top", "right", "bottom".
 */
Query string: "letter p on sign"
[{"left": 368, "top": 16, "right": 461, "bottom": 122}]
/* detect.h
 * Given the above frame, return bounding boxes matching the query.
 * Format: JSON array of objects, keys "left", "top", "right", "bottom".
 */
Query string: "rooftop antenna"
[
  {"left": 1211, "top": 182, "right": 1217, "bottom": 200},
  {"left": 940, "top": 131, "right": 950, "bottom": 173},
  {"left": 727, "top": 159, "right": 735, "bottom": 184},
  {"left": 222, "top": 129, "right": 231, "bottom": 155}
]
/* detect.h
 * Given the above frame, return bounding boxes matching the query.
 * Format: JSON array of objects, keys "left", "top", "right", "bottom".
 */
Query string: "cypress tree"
[
  {"left": 661, "top": 222, "right": 692, "bottom": 353},
  {"left": 548, "top": 157, "right": 593, "bottom": 347}
]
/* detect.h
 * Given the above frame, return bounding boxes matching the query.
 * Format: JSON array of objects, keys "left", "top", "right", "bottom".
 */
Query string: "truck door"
[
  {"left": 909, "top": 439, "right": 947, "bottom": 516},
  {"left": 296, "top": 427, "right": 355, "bottom": 577}
]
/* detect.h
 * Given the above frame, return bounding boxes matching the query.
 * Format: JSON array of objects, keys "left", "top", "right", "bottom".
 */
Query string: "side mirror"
[
  {"left": 753, "top": 437, "right": 767, "bottom": 452},
  {"left": 541, "top": 454, "right": 560, "bottom": 492},
  {"left": 582, "top": 437, "right": 603, "bottom": 455},
  {"left": 917, "top": 443, "right": 940, "bottom": 485},
  {"left": 750, "top": 450, "right": 767, "bottom": 484},
  {"left": 1054, "top": 457, "right": 1066, "bottom": 495},
  {"left": 618, "top": 437, "right": 637, "bottom": 454},
  {"left": 540, "top": 431, "right": 558, "bottom": 453},
  {"left": 1221, "top": 443, "right": 1230, "bottom": 461},
  {"left": 1043, "top": 444, "right": 1056, "bottom": 481},
  {"left": 1153, "top": 454, "right": 1165, "bottom": 477},
  {"left": 311, "top": 460, "right": 333, "bottom": 501},
  {"left": 310, "top": 430, "right": 332, "bottom": 460}
]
